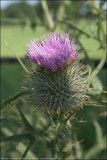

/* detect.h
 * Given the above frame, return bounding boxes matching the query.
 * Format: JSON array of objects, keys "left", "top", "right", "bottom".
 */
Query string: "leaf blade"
[
  {"left": 22, "top": 138, "right": 35, "bottom": 159},
  {"left": 2, "top": 133, "right": 31, "bottom": 143},
  {"left": 1, "top": 90, "right": 30, "bottom": 115},
  {"left": 16, "top": 105, "right": 35, "bottom": 133}
]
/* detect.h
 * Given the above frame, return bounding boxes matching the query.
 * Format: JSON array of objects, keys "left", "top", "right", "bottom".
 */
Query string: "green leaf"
[
  {"left": 22, "top": 137, "right": 35, "bottom": 159},
  {"left": 60, "top": 124, "right": 72, "bottom": 140},
  {"left": 93, "top": 120, "right": 103, "bottom": 146},
  {"left": 44, "top": 106, "right": 55, "bottom": 126},
  {"left": 83, "top": 136, "right": 106, "bottom": 159},
  {"left": 16, "top": 142, "right": 37, "bottom": 158},
  {"left": 16, "top": 105, "right": 35, "bottom": 134},
  {"left": 84, "top": 121, "right": 106, "bottom": 159},
  {"left": 2, "top": 133, "right": 32, "bottom": 143},
  {"left": 100, "top": 0, "right": 106, "bottom": 8},
  {"left": 91, "top": 75, "right": 103, "bottom": 95},
  {"left": 77, "top": 40, "right": 91, "bottom": 64},
  {"left": 1, "top": 90, "right": 30, "bottom": 115},
  {"left": 74, "top": 139, "right": 83, "bottom": 159},
  {"left": 60, "top": 151, "right": 70, "bottom": 159},
  {"left": 51, "top": 125, "right": 56, "bottom": 135},
  {"left": 64, "top": 112, "right": 74, "bottom": 124}
]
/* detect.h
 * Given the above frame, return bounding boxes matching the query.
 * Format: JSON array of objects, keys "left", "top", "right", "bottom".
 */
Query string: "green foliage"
[
  {"left": 1, "top": 90, "right": 30, "bottom": 115},
  {"left": 2, "top": 133, "right": 31, "bottom": 143},
  {"left": 4, "top": 2, "right": 36, "bottom": 20},
  {"left": 1, "top": 18, "right": 26, "bottom": 26},
  {"left": 1, "top": 64, "right": 24, "bottom": 101},
  {"left": 65, "top": 1, "right": 85, "bottom": 18},
  {"left": 17, "top": 106, "right": 33, "bottom": 129},
  {"left": 59, "top": 124, "right": 72, "bottom": 140},
  {"left": 22, "top": 138, "right": 35, "bottom": 159},
  {"left": 89, "top": 75, "right": 103, "bottom": 95},
  {"left": 83, "top": 121, "right": 106, "bottom": 159}
]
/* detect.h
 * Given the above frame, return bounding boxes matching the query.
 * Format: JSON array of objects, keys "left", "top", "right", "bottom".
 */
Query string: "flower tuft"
[{"left": 26, "top": 33, "right": 77, "bottom": 71}]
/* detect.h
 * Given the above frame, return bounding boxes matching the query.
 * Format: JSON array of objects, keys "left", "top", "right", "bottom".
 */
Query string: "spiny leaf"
[
  {"left": 16, "top": 105, "right": 35, "bottom": 134},
  {"left": 44, "top": 105, "right": 55, "bottom": 126},
  {"left": 16, "top": 142, "right": 37, "bottom": 158},
  {"left": 21, "top": 137, "right": 35, "bottom": 159},
  {"left": 2, "top": 133, "right": 32, "bottom": 143},
  {"left": 1, "top": 90, "right": 30, "bottom": 115},
  {"left": 60, "top": 124, "right": 72, "bottom": 140},
  {"left": 64, "top": 112, "right": 74, "bottom": 124}
]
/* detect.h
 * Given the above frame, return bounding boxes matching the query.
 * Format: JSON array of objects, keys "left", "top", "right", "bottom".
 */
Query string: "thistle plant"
[
  {"left": 2, "top": 1, "right": 106, "bottom": 158},
  {"left": 1, "top": 33, "right": 89, "bottom": 159},
  {"left": 25, "top": 33, "right": 88, "bottom": 114}
]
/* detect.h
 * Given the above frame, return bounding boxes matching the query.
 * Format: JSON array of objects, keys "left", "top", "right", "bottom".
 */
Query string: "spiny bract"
[{"left": 26, "top": 60, "right": 87, "bottom": 112}]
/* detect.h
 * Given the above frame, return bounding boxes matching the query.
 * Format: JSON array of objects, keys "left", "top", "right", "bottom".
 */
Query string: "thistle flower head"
[
  {"left": 26, "top": 32, "right": 77, "bottom": 71},
  {"left": 25, "top": 33, "right": 88, "bottom": 113}
]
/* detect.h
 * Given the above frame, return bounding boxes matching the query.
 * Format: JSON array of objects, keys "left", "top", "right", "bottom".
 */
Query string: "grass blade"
[{"left": 5, "top": 41, "right": 29, "bottom": 73}]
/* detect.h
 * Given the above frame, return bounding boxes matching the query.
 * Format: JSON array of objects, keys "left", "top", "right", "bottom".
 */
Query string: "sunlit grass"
[{"left": 1, "top": 25, "right": 49, "bottom": 58}]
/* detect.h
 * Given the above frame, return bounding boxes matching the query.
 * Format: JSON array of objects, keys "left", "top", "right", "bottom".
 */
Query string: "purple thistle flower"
[{"left": 26, "top": 33, "right": 77, "bottom": 71}]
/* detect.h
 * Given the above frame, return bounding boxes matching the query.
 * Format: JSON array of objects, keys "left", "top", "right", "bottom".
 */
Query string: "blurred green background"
[{"left": 1, "top": 0, "right": 106, "bottom": 159}]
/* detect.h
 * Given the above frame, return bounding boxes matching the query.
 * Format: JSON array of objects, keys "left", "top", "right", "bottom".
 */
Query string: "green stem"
[
  {"left": 100, "top": 23, "right": 106, "bottom": 44},
  {"left": 59, "top": 19, "right": 92, "bottom": 38},
  {"left": 44, "top": 105, "right": 55, "bottom": 126},
  {"left": 41, "top": 0, "right": 55, "bottom": 29},
  {"left": 55, "top": 0, "right": 65, "bottom": 32},
  {"left": 89, "top": 53, "right": 106, "bottom": 81},
  {"left": 54, "top": 123, "right": 60, "bottom": 158}
]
